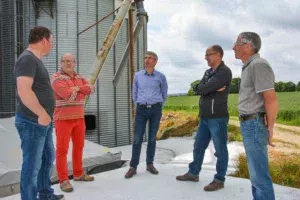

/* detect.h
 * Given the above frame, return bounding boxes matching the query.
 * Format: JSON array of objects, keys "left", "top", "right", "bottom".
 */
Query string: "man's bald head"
[{"left": 60, "top": 53, "right": 76, "bottom": 76}]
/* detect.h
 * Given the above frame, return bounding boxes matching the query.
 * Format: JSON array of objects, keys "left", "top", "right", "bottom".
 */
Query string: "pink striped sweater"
[{"left": 51, "top": 70, "right": 95, "bottom": 120}]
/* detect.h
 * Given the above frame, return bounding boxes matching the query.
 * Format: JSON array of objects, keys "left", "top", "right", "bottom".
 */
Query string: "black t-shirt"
[{"left": 14, "top": 50, "right": 55, "bottom": 121}]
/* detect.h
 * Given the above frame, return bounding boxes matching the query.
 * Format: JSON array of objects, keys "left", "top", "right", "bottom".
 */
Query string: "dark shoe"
[
  {"left": 60, "top": 180, "right": 74, "bottom": 192},
  {"left": 125, "top": 167, "right": 136, "bottom": 179},
  {"left": 176, "top": 172, "right": 199, "bottom": 182},
  {"left": 74, "top": 173, "right": 95, "bottom": 182},
  {"left": 204, "top": 181, "right": 224, "bottom": 191},
  {"left": 146, "top": 164, "right": 159, "bottom": 175},
  {"left": 51, "top": 194, "right": 65, "bottom": 200}
]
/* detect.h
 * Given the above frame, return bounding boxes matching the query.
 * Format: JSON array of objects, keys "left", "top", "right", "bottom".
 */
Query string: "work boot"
[
  {"left": 204, "top": 181, "right": 224, "bottom": 191},
  {"left": 60, "top": 180, "right": 73, "bottom": 192},
  {"left": 176, "top": 172, "right": 199, "bottom": 182},
  {"left": 125, "top": 167, "right": 137, "bottom": 179},
  {"left": 74, "top": 174, "right": 95, "bottom": 182},
  {"left": 146, "top": 164, "right": 159, "bottom": 175}
]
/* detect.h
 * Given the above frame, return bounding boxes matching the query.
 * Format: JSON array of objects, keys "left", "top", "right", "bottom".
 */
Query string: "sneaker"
[
  {"left": 176, "top": 172, "right": 199, "bottom": 182},
  {"left": 125, "top": 167, "right": 137, "bottom": 179},
  {"left": 146, "top": 164, "right": 159, "bottom": 175},
  {"left": 60, "top": 180, "right": 73, "bottom": 192},
  {"left": 74, "top": 174, "right": 95, "bottom": 182},
  {"left": 203, "top": 181, "right": 224, "bottom": 191},
  {"left": 51, "top": 194, "right": 65, "bottom": 200}
]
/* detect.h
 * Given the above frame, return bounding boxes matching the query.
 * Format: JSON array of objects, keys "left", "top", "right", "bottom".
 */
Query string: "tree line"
[{"left": 187, "top": 78, "right": 300, "bottom": 95}]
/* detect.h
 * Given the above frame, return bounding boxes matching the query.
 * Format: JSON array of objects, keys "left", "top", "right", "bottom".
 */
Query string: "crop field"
[{"left": 164, "top": 92, "right": 300, "bottom": 126}]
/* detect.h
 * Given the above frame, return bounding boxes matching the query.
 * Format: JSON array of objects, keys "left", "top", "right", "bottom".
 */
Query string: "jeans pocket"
[
  {"left": 257, "top": 121, "right": 268, "bottom": 146},
  {"left": 15, "top": 122, "right": 26, "bottom": 139}
]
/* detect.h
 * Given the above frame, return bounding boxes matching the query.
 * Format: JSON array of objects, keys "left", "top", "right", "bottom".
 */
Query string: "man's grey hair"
[
  {"left": 239, "top": 32, "right": 261, "bottom": 53},
  {"left": 146, "top": 51, "right": 158, "bottom": 60}
]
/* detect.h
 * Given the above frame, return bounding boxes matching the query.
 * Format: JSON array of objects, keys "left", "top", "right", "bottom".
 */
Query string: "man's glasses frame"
[{"left": 205, "top": 52, "right": 217, "bottom": 57}]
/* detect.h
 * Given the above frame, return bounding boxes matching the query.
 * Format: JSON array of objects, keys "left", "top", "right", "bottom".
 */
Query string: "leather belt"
[
  {"left": 137, "top": 102, "right": 161, "bottom": 108},
  {"left": 239, "top": 112, "right": 265, "bottom": 122}
]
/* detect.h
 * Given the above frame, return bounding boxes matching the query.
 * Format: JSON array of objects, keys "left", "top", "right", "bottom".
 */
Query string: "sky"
[{"left": 144, "top": 0, "right": 300, "bottom": 94}]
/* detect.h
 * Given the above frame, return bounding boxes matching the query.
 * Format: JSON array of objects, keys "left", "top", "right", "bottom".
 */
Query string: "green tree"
[
  {"left": 275, "top": 81, "right": 284, "bottom": 92},
  {"left": 187, "top": 80, "right": 200, "bottom": 96},
  {"left": 283, "top": 81, "right": 296, "bottom": 92},
  {"left": 296, "top": 81, "right": 300, "bottom": 92},
  {"left": 230, "top": 78, "right": 241, "bottom": 94}
]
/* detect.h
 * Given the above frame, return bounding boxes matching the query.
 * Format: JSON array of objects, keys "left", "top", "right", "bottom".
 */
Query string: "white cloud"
[{"left": 144, "top": 0, "right": 300, "bottom": 94}]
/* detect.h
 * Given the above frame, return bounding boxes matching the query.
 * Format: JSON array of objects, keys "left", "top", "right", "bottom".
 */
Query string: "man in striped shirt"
[{"left": 51, "top": 53, "right": 95, "bottom": 192}]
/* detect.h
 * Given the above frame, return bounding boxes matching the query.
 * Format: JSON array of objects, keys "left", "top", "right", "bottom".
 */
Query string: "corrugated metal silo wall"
[
  {"left": 37, "top": 1, "right": 58, "bottom": 75},
  {"left": 20, "top": 0, "right": 147, "bottom": 147},
  {"left": 0, "top": 0, "right": 16, "bottom": 118},
  {"left": 94, "top": 0, "right": 116, "bottom": 147}
]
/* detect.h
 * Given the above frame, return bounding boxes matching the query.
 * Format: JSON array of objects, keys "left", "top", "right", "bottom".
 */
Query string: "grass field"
[{"left": 164, "top": 92, "right": 300, "bottom": 126}]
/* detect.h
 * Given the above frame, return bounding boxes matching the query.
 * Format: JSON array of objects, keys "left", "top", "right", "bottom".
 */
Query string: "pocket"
[
  {"left": 35, "top": 122, "right": 49, "bottom": 128},
  {"left": 15, "top": 122, "right": 26, "bottom": 139},
  {"left": 257, "top": 120, "right": 268, "bottom": 146}
]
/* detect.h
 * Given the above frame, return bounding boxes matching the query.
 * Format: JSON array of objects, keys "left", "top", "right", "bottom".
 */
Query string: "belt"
[
  {"left": 137, "top": 102, "right": 161, "bottom": 108},
  {"left": 239, "top": 112, "right": 265, "bottom": 122}
]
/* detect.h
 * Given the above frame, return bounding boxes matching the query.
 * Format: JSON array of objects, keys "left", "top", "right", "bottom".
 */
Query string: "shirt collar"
[
  {"left": 242, "top": 53, "right": 260, "bottom": 71},
  {"left": 59, "top": 69, "right": 77, "bottom": 77},
  {"left": 210, "top": 61, "right": 224, "bottom": 72},
  {"left": 144, "top": 69, "right": 156, "bottom": 76}
]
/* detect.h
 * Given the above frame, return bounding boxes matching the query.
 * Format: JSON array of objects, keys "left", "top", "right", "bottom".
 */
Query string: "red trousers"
[{"left": 55, "top": 118, "right": 85, "bottom": 183}]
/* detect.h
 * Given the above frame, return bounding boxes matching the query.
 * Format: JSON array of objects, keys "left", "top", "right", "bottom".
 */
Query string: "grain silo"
[{"left": 0, "top": 0, "right": 148, "bottom": 147}]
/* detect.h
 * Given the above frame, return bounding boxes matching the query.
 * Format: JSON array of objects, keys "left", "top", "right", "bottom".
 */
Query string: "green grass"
[
  {"left": 164, "top": 92, "right": 300, "bottom": 126},
  {"left": 228, "top": 124, "right": 242, "bottom": 142},
  {"left": 231, "top": 153, "right": 300, "bottom": 188}
]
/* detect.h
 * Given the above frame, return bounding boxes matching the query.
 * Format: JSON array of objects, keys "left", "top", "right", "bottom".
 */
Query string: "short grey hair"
[
  {"left": 239, "top": 32, "right": 261, "bottom": 53},
  {"left": 146, "top": 51, "right": 158, "bottom": 60}
]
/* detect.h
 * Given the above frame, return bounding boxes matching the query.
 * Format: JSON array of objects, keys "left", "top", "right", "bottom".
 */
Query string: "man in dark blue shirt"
[{"left": 125, "top": 51, "right": 168, "bottom": 179}]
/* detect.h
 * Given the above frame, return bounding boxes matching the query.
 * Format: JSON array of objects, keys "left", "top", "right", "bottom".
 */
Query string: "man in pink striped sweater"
[{"left": 51, "top": 53, "right": 95, "bottom": 192}]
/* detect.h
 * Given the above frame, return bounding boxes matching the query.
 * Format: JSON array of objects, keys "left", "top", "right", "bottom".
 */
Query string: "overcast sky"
[{"left": 144, "top": 0, "right": 300, "bottom": 94}]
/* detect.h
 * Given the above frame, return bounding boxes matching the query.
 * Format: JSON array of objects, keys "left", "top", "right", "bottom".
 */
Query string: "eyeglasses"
[
  {"left": 61, "top": 60, "right": 75, "bottom": 64},
  {"left": 205, "top": 52, "right": 217, "bottom": 57}
]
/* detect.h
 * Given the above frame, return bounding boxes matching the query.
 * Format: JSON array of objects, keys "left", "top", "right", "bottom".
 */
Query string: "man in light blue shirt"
[{"left": 125, "top": 51, "right": 168, "bottom": 179}]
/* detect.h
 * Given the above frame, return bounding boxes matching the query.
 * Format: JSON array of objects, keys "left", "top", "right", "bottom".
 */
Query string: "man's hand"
[
  {"left": 217, "top": 86, "right": 226, "bottom": 92},
  {"left": 86, "top": 84, "right": 94, "bottom": 90},
  {"left": 71, "top": 86, "right": 80, "bottom": 92},
  {"left": 267, "top": 127, "right": 276, "bottom": 147},
  {"left": 264, "top": 115, "right": 275, "bottom": 147},
  {"left": 38, "top": 113, "right": 51, "bottom": 126}
]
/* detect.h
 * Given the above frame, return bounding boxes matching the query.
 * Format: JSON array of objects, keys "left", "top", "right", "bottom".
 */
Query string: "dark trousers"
[{"left": 130, "top": 104, "right": 162, "bottom": 168}]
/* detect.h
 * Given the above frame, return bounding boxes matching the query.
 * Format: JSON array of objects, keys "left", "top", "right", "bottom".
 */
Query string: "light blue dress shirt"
[{"left": 132, "top": 69, "right": 168, "bottom": 105}]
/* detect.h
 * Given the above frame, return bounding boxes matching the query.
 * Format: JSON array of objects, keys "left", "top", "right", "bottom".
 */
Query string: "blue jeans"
[
  {"left": 15, "top": 113, "right": 55, "bottom": 200},
  {"left": 189, "top": 118, "right": 229, "bottom": 183},
  {"left": 240, "top": 114, "right": 275, "bottom": 200},
  {"left": 130, "top": 104, "right": 162, "bottom": 168}
]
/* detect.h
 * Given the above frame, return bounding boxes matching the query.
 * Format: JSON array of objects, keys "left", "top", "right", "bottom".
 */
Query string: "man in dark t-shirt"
[{"left": 14, "top": 26, "right": 64, "bottom": 200}]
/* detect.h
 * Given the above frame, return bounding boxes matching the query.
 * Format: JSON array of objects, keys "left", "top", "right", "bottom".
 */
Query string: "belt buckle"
[{"left": 147, "top": 105, "right": 151, "bottom": 108}]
